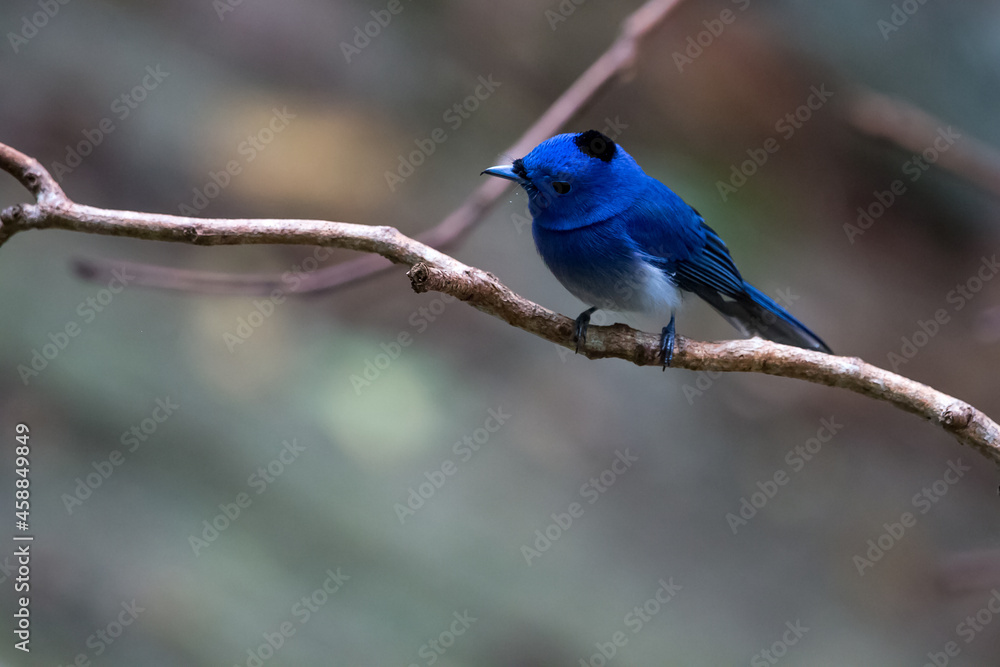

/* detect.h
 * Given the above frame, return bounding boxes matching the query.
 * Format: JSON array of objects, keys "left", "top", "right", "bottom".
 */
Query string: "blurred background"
[{"left": 2, "top": 0, "right": 1000, "bottom": 664}]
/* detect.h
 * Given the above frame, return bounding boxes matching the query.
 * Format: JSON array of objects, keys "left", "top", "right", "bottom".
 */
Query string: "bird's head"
[{"left": 482, "top": 130, "right": 645, "bottom": 231}]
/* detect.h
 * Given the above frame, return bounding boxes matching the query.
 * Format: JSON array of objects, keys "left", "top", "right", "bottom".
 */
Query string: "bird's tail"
[{"left": 704, "top": 283, "right": 832, "bottom": 354}]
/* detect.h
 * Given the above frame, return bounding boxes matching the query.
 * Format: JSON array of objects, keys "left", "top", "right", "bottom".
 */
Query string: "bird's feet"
[
  {"left": 660, "top": 313, "right": 676, "bottom": 370},
  {"left": 574, "top": 307, "right": 597, "bottom": 354}
]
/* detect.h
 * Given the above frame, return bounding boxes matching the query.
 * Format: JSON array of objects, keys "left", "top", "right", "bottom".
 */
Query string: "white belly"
[{"left": 563, "top": 259, "right": 682, "bottom": 316}]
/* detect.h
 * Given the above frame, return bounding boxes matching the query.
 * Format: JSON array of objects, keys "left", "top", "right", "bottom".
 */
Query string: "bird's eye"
[{"left": 552, "top": 181, "right": 572, "bottom": 195}]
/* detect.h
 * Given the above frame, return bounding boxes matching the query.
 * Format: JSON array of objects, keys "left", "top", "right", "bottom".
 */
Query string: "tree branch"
[
  {"left": 2, "top": 142, "right": 998, "bottom": 465},
  {"left": 847, "top": 88, "right": 1000, "bottom": 199},
  {"left": 68, "top": 0, "right": 686, "bottom": 295}
]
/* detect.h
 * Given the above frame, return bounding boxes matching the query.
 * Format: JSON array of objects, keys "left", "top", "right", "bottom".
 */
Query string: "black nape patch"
[{"left": 574, "top": 130, "right": 616, "bottom": 162}]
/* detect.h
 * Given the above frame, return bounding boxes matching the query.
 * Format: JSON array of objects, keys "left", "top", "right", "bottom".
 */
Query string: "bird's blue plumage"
[{"left": 483, "top": 130, "right": 832, "bottom": 362}]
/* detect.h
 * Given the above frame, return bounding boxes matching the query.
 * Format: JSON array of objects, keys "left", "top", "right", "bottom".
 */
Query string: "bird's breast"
[{"left": 532, "top": 219, "right": 680, "bottom": 314}]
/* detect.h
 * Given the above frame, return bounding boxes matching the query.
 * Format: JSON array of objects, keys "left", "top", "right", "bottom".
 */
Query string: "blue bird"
[{"left": 482, "top": 130, "right": 832, "bottom": 366}]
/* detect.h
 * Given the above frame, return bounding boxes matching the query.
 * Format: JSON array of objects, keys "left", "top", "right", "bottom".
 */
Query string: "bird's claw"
[
  {"left": 574, "top": 307, "right": 597, "bottom": 354},
  {"left": 660, "top": 313, "right": 676, "bottom": 370}
]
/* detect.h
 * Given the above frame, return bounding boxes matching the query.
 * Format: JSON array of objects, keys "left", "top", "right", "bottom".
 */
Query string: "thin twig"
[
  {"left": 68, "top": 0, "right": 686, "bottom": 295},
  {"left": 2, "top": 141, "right": 998, "bottom": 465},
  {"left": 847, "top": 88, "right": 1000, "bottom": 199}
]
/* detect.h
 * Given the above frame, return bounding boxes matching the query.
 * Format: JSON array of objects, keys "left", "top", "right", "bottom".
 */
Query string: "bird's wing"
[
  {"left": 671, "top": 220, "right": 746, "bottom": 297},
  {"left": 621, "top": 187, "right": 745, "bottom": 298},
  {"left": 622, "top": 186, "right": 833, "bottom": 353}
]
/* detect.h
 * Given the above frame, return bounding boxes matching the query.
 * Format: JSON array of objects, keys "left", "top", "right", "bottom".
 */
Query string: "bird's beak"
[{"left": 481, "top": 164, "right": 526, "bottom": 184}]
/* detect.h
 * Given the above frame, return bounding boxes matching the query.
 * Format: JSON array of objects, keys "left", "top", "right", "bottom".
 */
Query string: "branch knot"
[
  {"left": 407, "top": 262, "right": 431, "bottom": 293},
  {"left": 23, "top": 170, "right": 41, "bottom": 194},
  {"left": 943, "top": 402, "right": 975, "bottom": 431},
  {"left": 1, "top": 204, "right": 25, "bottom": 226}
]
